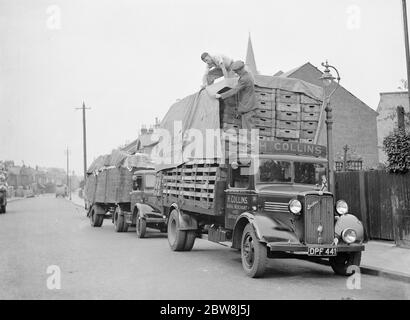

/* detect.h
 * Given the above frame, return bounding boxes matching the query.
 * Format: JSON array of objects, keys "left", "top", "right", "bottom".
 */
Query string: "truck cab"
[
  {"left": 125, "top": 170, "right": 167, "bottom": 238},
  {"left": 163, "top": 141, "right": 365, "bottom": 278},
  {"left": 222, "top": 152, "right": 365, "bottom": 277}
]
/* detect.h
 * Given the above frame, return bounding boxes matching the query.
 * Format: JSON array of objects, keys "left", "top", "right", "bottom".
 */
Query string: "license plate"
[{"left": 307, "top": 247, "right": 337, "bottom": 256}]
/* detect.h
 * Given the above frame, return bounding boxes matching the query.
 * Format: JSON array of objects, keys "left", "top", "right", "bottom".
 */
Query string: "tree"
[{"left": 382, "top": 129, "right": 410, "bottom": 173}]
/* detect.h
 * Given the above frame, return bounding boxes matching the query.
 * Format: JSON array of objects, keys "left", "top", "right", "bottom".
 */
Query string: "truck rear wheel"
[
  {"left": 167, "top": 209, "right": 187, "bottom": 251},
  {"left": 90, "top": 206, "right": 104, "bottom": 227},
  {"left": 136, "top": 212, "right": 146, "bottom": 238},
  {"left": 114, "top": 207, "right": 129, "bottom": 233},
  {"left": 183, "top": 231, "right": 196, "bottom": 251},
  {"left": 241, "top": 223, "right": 267, "bottom": 278},
  {"left": 329, "top": 252, "right": 362, "bottom": 276},
  {"left": 0, "top": 205, "right": 5, "bottom": 214}
]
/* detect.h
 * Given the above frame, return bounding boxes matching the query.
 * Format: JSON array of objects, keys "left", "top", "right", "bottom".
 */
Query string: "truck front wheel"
[
  {"left": 329, "top": 252, "right": 362, "bottom": 276},
  {"left": 136, "top": 212, "right": 147, "bottom": 238},
  {"left": 241, "top": 223, "right": 267, "bottom": 278},
  {"left": 167, "top": 209, "right": 187, "bottom": 251}
]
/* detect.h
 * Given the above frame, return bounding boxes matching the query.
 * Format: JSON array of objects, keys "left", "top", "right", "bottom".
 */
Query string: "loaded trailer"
[
  {"left": 84, "top": 150, "right": 167, "bottom": 235},
  {"left": 138, "top": 75, "right": 366, "bottom": 277}
]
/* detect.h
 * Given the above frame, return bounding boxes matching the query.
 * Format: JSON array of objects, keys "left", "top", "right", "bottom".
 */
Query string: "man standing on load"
[
  {"left": 201, "top": 52, "right": 235, "bottom": 86},
  {"left": 214, "top": 60, "right": 256, "bottom": 130}
]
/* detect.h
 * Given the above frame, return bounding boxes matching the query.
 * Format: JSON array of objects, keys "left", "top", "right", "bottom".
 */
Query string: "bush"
[{"left": 383, "top": 130, "right": 410, "bottom": 173}]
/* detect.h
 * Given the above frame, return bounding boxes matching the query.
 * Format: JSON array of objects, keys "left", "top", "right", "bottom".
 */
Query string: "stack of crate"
[{"left": 220, "top": 86, "right": 322, "bottom": 145}]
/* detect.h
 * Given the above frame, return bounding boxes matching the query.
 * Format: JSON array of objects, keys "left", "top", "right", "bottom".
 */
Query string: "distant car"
[{"left": 55, "top": 185, "right": 67, "bottom": 198}]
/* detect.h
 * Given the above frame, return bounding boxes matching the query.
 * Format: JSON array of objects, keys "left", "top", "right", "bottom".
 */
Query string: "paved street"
[{"left": 1, "top": 195, "right": 409, "bottom": 300}]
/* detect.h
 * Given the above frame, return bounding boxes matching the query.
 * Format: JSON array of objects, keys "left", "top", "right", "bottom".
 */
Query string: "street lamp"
[{"left": 319, "top": 60, "right": 341, "bottom": 194}]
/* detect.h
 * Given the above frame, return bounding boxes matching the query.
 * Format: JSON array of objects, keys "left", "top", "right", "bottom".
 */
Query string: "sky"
[{"left": 0, "top": 0, "right": 407, "bottom": 175}]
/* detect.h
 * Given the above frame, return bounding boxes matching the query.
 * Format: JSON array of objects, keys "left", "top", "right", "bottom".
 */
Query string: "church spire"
[{"left": 245, "top": 33, "right": 258, "bottom": 75}]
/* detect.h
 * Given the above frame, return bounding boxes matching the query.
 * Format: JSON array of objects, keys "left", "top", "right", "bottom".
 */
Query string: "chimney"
[
  {"left": 141, "top": 125, "right": 147, "bottom": 135},
  {"left": 397, "top": 105, "right": 405, "bottom": 131},
  {"left": 148, "top": 126, "right": 154, "bottom": 134}
]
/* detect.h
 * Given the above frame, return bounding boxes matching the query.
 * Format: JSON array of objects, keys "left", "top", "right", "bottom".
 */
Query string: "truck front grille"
[{"left": 304, "top": 195, "right": 334, "bottom": 245}]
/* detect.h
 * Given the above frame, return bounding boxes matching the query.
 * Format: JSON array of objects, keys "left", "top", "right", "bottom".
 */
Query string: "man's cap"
[
  {"left": 201, "top": 52, "right": 209, "bottom": 60},
  {"left": 231, "top": 60, "right": 245, "bottom": 71}
]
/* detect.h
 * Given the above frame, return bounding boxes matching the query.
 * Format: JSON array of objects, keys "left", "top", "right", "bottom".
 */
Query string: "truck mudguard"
[{"left": 232, "top": 212, "right": 300, "bottom": 249}]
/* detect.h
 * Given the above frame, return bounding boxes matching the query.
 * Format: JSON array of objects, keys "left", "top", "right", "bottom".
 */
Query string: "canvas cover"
[
  {"left": 87, "top": 150, "right": 154, "bottom": 174},
  {"left": 153, "top": 75, "right": 324, "bottom": 169}
]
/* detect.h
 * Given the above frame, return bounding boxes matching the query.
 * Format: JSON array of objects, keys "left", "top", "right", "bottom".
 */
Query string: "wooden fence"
[{"left": 335, "top": 170, "right": 410, "bottom": 247}]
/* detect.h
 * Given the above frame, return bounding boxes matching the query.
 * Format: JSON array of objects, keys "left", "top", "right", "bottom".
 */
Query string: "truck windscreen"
[
  {"left": 256, "top": 159, "right": 326, "bottom": 185},
  {"left": 258, "top": 160, "right": 291, "bottom": 183},
  {"left": 294, "top": 162, "right": 326, "bottom": 185}
]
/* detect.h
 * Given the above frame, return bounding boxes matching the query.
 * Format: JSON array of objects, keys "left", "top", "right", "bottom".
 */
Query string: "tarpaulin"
[{"left": 87, "top": 150, "right": 154, "bottom": 174}]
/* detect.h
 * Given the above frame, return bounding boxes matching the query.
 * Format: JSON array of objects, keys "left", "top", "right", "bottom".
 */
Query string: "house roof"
[{"left": 279, "top": 62, "right": 378, "bottom": 116}]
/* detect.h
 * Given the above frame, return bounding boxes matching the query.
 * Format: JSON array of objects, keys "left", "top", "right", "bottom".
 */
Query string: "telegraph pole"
[
  {"left": 402, "top": 0, "right": 410, "bottom": 107},
  {"left": 75, "top": 102, "right": 91, "bottom": 181}
]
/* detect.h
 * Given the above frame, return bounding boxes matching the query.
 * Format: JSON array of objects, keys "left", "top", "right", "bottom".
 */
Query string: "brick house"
[{"left": 274, "top": 62, "right": 379, "bottom": 169}]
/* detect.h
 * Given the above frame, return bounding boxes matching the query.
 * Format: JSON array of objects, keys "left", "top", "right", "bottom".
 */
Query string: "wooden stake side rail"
[{"left": 159, "top": 161, "right": 227, "bottom": 214}]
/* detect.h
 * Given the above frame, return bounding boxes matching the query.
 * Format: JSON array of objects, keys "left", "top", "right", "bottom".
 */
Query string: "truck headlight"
[
  {"left": 289, "top": 199, "right": 302, "bottom": 215},
  {"left": 336, "top": 200, "right": 348, "bottom": 215},
  {"left": 342, "top": 228, "right": 357, "bottom": 244}
]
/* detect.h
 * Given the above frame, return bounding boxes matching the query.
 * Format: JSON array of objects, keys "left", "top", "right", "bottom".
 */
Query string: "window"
[
  {"left": 257, "top": 160, "right": 291, "bottom": 183},
  {"left": 294, "top": 162, "right": 326, "bottom": 185},
  {"left": 145, "top": 174, "right": 156, "bottom": 189},
  {"left": 230, "top": 167, "right": 250, "bottom": 189}
]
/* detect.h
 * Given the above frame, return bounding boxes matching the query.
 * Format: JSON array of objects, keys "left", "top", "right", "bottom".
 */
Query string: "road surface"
[{"left": 1, "top": 195, "right": 409, "bottom": 300}]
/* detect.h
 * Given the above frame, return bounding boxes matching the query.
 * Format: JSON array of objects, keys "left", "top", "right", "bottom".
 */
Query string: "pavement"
[
  {"left": 361, "top": 241, "right": 410, "bottom": 282},
  {"left": 0, "top": 195, "right": 408, "bottom": 299},
  {"left": 68, "top": 192, "right": 84, "bottom": 208}
]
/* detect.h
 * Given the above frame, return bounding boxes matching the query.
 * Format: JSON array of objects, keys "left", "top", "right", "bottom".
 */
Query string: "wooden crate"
[
  {"left": 300, "top": 138, "right": 314, "bottom": 144},
  {"left": 301, "top": 95, "right": 322, "bottom": 104},
  {"left": 301, "top": 121, "right": 318, "bottom": 130},
  {"left": 300, "top": 129, "right": 316, "bottom": 139},
  {"left": 276, "top": 120, "right": 300, "bottom": 130},
  {"left": 255, "top": 109, "right": 274, "bottom": 118},
  {"left": 256, "top": 100, "right": 273, "bottom": 110},
  {"left": 277, "top": 103, "right": 301, "bottom": 113},
  {"left": 301, "top": 112, "right": 320, "bottom": 121},
  {"left": 253, "top": 117, "right": 275, "bottom": 127},
  {"left": 302, "top": 104, "right": 321, "bottom": 113},
  {"left": 277, "top": 111, "right": 300, "bottom": 121},
  {"left": 277, "top": 90, "right": 299, "bottom": 104},
  {"left": 276, "top": 129, "right": 300, "bottom": 139},
  {"left": 254, "top": 125, "right": 274, "bottom": 137},
  {"left": 276, "top": 137, "right": 299, "bottom": 142},
  {"left": 256, "top": 91, "right": 275, "bottom": 102}
]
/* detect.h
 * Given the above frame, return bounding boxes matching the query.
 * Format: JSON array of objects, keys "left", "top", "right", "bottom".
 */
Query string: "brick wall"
[{"left": 285, "top": 63, "right": 379, "bottom": 168}]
